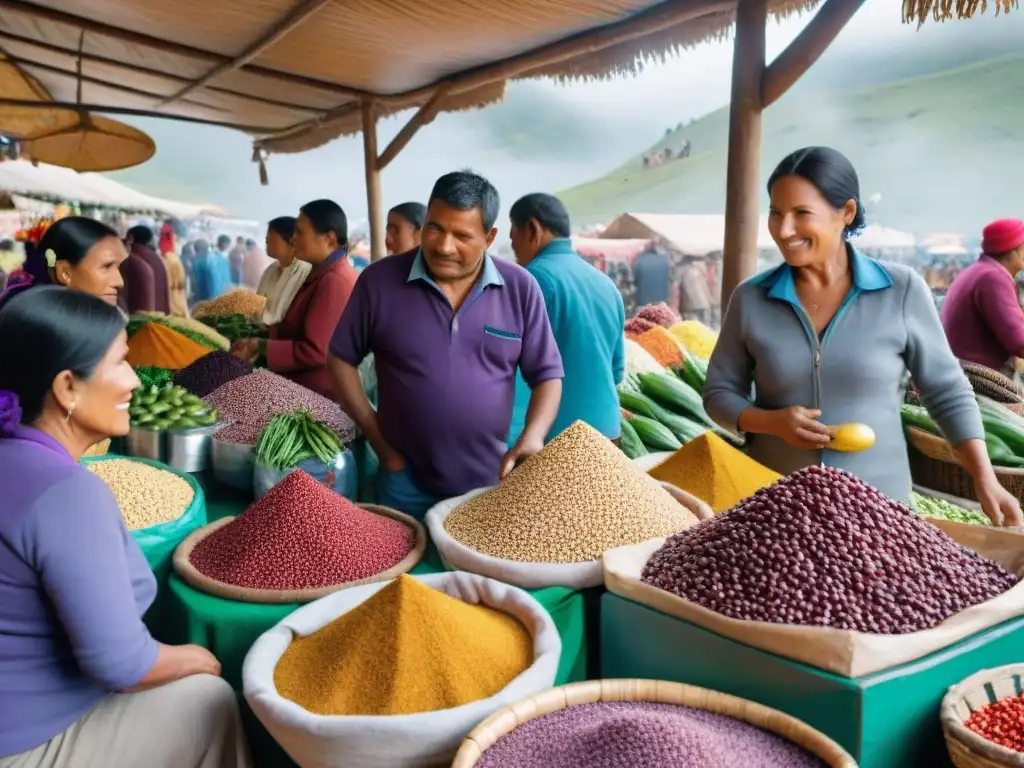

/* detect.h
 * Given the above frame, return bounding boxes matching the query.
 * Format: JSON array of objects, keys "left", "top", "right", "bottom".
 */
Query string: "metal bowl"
[
  {"left": 211, "top": 436, "right": 257, "bottom": 491},
  {"left": 165, "top": 424, "right": 220, "bottom": 474},
  {"left": 253, "top": 448, "right": 358, "bottom": 500},
  {"left": 126, "top": 425, "right": 164, "bottom": 461}
]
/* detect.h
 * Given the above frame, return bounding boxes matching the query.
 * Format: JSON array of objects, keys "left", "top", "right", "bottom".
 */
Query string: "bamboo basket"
[
  {"left": 942, "top": 665, "right": 1024, "bottom": 768},
  {"left": 452, "top": 679, "right": 857, "bottom": 768},
  {"left": 906, "top": 427, "right": 1024, "bottom": 502},
  {"left": 172, "top": 503, "right": 426, "bottom": 603}
]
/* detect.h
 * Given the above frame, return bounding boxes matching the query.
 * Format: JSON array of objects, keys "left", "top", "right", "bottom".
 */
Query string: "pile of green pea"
[
  {"left": 129, "top": 383, "right": 220, "bottom": 431},
  {"left": 911, "top": 492, "right": 991, "bottom": 526}
]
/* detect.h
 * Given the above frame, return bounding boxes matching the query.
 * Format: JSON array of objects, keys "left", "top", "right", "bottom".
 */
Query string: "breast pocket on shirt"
[{"left": 480, "top": 325, "right": 522, "bottom": 372}]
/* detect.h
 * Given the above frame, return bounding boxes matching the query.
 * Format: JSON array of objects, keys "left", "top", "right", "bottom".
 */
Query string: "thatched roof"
[
  {"left": 0, "top": 0, "right": 820, "bottom": 157},
  {"left": 903, "top": 0, "right": 1017, "bottom": 24}
]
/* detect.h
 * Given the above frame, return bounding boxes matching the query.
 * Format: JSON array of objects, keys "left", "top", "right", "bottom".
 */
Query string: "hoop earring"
[{"left": 65, "top": 402, "right": 76, "bottom": 423}]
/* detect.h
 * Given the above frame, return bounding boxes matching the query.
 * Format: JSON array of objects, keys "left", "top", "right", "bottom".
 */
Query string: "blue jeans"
[{"left": 375, "top": 467, "right": 445, "bottom": 521}]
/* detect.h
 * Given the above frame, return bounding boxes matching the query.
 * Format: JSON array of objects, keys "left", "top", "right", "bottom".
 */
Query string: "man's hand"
[
  {"left": 500, "top": 431, "right": 545, "bottom": 479},
  {"left": 379, "top": 445, "right": 406, "bottom": 473}
]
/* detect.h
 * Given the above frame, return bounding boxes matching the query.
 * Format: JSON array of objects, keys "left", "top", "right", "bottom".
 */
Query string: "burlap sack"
[
  {"left": 427, "top": 486, "right": 711, "bottom": 590},
  {"left": 603, "top": 524, "right": 1024, "bottom": 678},
  {"left": 242, "top": 572, "right": 561, "bottom": 768},
  {"left": 172, "top": 504, "right": 426, "bottom": 604}
]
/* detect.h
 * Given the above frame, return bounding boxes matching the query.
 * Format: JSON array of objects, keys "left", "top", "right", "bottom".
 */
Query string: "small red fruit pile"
[{"left": 965, "top": 695, "right": 1024, "bottom": 752}]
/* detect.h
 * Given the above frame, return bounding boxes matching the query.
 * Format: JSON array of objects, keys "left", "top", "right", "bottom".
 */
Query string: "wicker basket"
[
  {"left": 906, "top": 427, "right": 1024, "bottom": 502},
  {"left": 942, "top": 665, "right": 1024, "bottom": 768},
  {"left": 452, "top": 679, "right": 857, "bottom": 768}
]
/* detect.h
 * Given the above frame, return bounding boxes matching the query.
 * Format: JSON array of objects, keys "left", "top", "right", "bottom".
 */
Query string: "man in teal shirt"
[{"left": 507, "top": 193, "right": 625, "bottom": 445}]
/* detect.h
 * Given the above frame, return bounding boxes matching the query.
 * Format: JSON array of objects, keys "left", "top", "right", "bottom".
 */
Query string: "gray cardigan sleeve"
[
  {"left": 903, "top": 269, "right": 984, "bottom": 445},
  {"left": 703, "top": 286, "right": 755, "bottom": 434}
]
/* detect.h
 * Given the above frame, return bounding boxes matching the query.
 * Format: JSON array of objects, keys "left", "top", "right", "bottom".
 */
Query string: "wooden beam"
[
  {"left": 0, "top": 98, "right": 275, "bottom": 134},
  {"left": 375, "top": 83, "right": 452, "bottom": 171},
  {"left": 720, "top": 0, "right": 767, "bottom": 305},
  {"left": 158, "top": 0, "right": 336, "bottom": 106},
  {"left": 0, "top": 30, "right": 323, "bottom": 113},
  {"left": 761, "top": 0, "right": 866, "bottom": 108},
  {"left": 361, "top": 100, "right": 385, "bottom": 262},
  {"left": 0, "top": 0, "right": 370, "bottom": 99}
]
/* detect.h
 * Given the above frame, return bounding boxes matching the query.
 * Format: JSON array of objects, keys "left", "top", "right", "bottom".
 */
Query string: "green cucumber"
[
  {"left": 619, "top": 417, "right": 647, "bottom": 459},
  {"left": 629, "top": 414, "right": 682, "bottom": 452}
]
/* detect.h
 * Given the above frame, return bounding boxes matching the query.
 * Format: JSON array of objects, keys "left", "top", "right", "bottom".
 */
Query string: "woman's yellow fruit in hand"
[{"left": 828, "top": 423, "right": 876, "bottom": 452}]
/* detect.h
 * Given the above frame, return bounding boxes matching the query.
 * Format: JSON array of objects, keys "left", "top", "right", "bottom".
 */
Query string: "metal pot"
[
  {"left": 126, "top": 425, "right": 164, "bottom": 461},
  {"left": 166, "top": 424, "right": 220, "bottom": 473},
  {"left": 212, "top": 437, "right": 257, "bottom": 491},
  {"left": 253, "top": 449, "right": 358, "bottom": 500}
]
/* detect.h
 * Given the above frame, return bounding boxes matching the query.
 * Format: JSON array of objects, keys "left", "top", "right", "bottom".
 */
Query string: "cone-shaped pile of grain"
[
  {"left": 648, "top": 433, "right": 780, "bottom": 512},
  {"left": 444, "top": 420, "right": 697, "bottom": 563},
  {"left": 274, "top": 575, "right": 533, "bottom": 715}
]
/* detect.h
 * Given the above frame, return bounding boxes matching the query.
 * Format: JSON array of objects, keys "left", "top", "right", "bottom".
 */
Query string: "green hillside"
[{"left": 558, "top": 53, "right": 1024, "bottom": 235}]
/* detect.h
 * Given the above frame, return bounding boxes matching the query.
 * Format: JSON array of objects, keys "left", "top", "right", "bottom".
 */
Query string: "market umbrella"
[
  {"left": 20, "top": 113, "right": 156, "bottom": 173},
  {"left": 0, "top": 55, "right": 79, "bottom": 139}
]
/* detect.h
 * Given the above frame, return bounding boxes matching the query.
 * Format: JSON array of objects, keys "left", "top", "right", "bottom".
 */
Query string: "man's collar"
[
  {"left": 407, "top": 248, "right": 504, "bottom": 287},
  {"left": 753, "top": 243, "right": 893, "bottom": 303},
  {"left": 536, "top": 238, "right": 576, "bottom": 259}
]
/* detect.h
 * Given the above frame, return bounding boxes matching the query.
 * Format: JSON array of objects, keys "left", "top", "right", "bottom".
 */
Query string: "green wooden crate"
[{"left": 601, "top": 593, "right": 1024, "bottom": 768}]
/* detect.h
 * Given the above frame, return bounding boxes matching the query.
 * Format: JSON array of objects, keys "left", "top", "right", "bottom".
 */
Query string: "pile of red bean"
[
  {"left": 642, "top": 465, "right": 1017, "bottom": 634},
  {"left": 965, "top": 694, "right": 1024, "bottom": 752},
  {"left": 174, "top": 351, "right": 252, "bottom": 398},
  {"left": 189, "top": 470, "right": 415, "bottom": 590},
  {"left": 204, "top": 369, "right": 355, "bottom": 445}
]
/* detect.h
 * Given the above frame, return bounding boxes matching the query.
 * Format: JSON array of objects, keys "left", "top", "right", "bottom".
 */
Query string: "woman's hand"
[
  {"left": 182, "top": 644, "right": 222, "bottom": 678},
  {"left": 976, "top": 478, "right": 1024, "bottom": 528},
  {"left": 231, "top": 337, "right": 259, "bottom": 364},
  {"left": 763, "top": 406, "right": 832, "bottom": 450}
]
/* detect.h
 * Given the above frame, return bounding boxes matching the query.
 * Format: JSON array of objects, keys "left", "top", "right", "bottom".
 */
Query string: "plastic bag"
[
  {"left": 253, "top": 449, "right": 358, "bottom": 501},
  {"left": 243, "top": 572, "right": 560, "bottom": 768}
]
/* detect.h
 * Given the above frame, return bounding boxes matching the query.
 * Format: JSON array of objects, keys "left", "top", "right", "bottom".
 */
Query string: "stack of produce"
[
  {"left": 623, "top": 339, "right": 664, "bottom": 378},
  {"left": 273, "top": 575, "right": 532, "bottom": 715},
  {"left": 965, "top": 694, "right": 1024, "bottom": 752},
  {"left": 648, "top": 433, "right": 780, "bottom": 512},
  {"left": 88, "top": 458, "right": 194, "bottom": 530},
  {"left": 961, "top": 361, "right": 1024, "bottom": 405},
  {"left": 128, "top": 312, "right": 229, "bottom": 351},
  {"left": 643, "top": 465, "right": 1017, "bottom": 633},
  {"left": 635, "top": 302, "right": 681, "bottom": 328},
  {"left": 188, "top": 470, "right": 415, "bottom": 591},
  {"left": 256, "top": 409, "right": 343, "bottom": 468},
  {"left": 443, "top": 421, "right": 697, "bottom": 564},
  {"left": 133, "top": 365, "right": 174, "bottom": 390},
  {"left": 618, "top": 371, "right": 731, "bottom": 455},
  {"left": 198, "top": 313, "right": 267, "bottom": 343},
  {"left": 633, "top": 326, "right": 686, "bottom": 369},
  {"left": 192, "top": 290, "right": 267, "bottom": 320},
  {"left": 130, "top": 383, "right": 219, "bottom": 431},
  {"left": 476, "top": 701, "right": 828, "bottom": 768},
  {"left": 174, "top": 351, "right": 252, "bottom": 398},
  {"left": 127, "top": 322, "right": 212, "bottom": 370},
  {"left": 912, "top": 492, "right": 991, "bottom": 526},
  {"left": 624, "top": 316, "right": 655, "bottom": 337},
  {"left": 205, "top": 369, "right": 356, "bottom": 446},
  {"left": 669, "top": 320, "right": 717, "bottom": 359},
  {"left": 902, "top": 397, "right": 1024, "bottom": 468}
]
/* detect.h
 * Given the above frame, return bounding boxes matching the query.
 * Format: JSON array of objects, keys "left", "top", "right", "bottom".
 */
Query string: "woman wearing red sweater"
[
  {"left": 232, "top": 200, "right": 357, "bottom": 399},
  {"left": 941, "top": 219, "right": 1024, "bottom": 375}
]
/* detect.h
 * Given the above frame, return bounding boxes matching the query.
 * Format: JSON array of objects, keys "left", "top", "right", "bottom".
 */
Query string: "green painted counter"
[{"left": 601, "top": 593, "right": 1024, "bottom": 768}]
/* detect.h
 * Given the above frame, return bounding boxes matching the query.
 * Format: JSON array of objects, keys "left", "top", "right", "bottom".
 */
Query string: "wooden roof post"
[
  {"left": 720, "top": 0, "right": 767, "bottom": 306},
  {"left": 361, "top": 98, "right": 386, "bottom": 262}
]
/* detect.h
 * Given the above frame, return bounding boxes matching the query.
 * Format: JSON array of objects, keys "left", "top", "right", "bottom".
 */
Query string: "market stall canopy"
[
  {"left": 600, "top": 212, "right": 777, "bottom": 257},
  {"left": 851, "top": 224, "right": 915, "bottom": 250},
  {"left": 573, "top": 236, "right": 653, "bottom": 264},
  {"left": 0, "top": 158, "right": 221, "bottom": 217},
  {"left": 0, "top": 0, "right": 832, "bottom": 157}
]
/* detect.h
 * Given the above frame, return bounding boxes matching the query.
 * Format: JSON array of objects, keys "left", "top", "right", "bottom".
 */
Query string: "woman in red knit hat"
[{"left": 941, "top": 218, "right": 1024, "bottom": 374}]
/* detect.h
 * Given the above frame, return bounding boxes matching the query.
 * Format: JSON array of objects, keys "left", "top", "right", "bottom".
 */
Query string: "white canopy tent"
[
  {"left": 0, "top": 159, "right": 222, "bottom": 218},
  {"left": 600, "top": 213, "right": 778, "bottom": 257}
]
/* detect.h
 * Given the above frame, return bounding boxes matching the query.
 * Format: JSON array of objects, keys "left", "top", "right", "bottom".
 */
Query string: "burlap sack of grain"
[
  {"left": 603, "top": 525, "right": 1024, "bottom": 678},
  {"left": 243, "top": 572, "right": 560, "bottom": 768}
]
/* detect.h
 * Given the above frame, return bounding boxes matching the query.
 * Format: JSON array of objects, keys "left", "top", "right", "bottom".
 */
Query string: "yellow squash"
[{"left": 828, "top": 423, "right": 875, "bottom": 452}]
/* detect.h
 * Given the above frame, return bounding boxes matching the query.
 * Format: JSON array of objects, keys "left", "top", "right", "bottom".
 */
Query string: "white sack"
[{"left": 243, "top": 571, "right": 561, "bottom": 768}]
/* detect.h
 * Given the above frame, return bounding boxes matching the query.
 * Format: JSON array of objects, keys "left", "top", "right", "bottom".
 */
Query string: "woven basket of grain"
[
  {"left": 906, "top": 427, "right": 1024, "bottom": 501},
  {"left": 452, "top": 679, "right": 857, "bottom": 768},
  {"left": 961, "top": 362, "right": 1024, "bottom": 405},
  {"left": 942, "top": 665, "right": 1024, "bottom": 768}
]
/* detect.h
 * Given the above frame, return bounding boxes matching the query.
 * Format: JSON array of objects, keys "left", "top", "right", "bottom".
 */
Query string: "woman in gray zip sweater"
[{"left": 704, "top": 146, "right": 1021, "bottom": 527}]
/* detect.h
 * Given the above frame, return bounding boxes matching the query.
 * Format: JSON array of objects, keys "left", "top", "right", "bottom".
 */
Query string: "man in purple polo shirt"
[{"left": 329, "top": 171, "right": 564, "bottom": 518}]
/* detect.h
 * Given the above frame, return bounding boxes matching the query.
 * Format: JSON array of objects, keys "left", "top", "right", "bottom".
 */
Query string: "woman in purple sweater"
[{"left": 0, "top": 288, "right": 251, "bottom": 768}]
